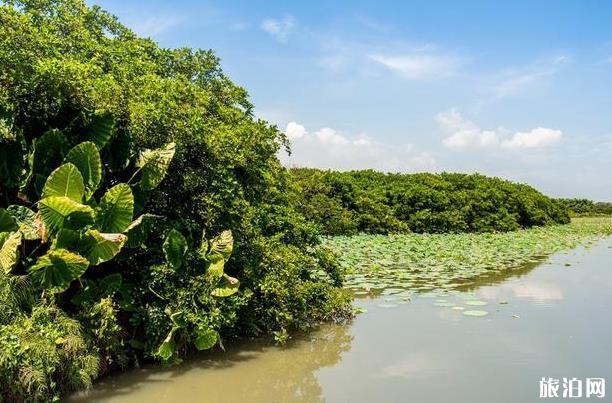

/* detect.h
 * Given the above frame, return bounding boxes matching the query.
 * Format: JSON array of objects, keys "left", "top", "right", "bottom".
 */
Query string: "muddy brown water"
[{"left": 69, "top": 238, "right": 612, "bottom": 403}]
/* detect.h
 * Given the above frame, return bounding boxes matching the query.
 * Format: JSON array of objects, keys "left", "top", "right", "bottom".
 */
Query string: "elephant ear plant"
[
  {"left": 154, "top": 229, "right": 240, "bottom": 362},
  {"left": 0, "top": 112, "right": 177, "bottom": 295}
]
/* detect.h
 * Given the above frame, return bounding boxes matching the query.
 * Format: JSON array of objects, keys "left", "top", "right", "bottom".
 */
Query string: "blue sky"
[{"left": 91, "top": 0, "right": 612, "bottom": 200}]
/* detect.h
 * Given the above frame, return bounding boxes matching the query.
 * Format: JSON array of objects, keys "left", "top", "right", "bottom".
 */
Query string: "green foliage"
[
  {"left": 291, "top": 168, "right": 570, "bottom": 235},
  {"left": 63, "top": 141, "right": 102, "bottom": 198},
  {"left": 96, "top": 184, "right": 134, "bottom": 233},
  {"left": 6, "top": 205, "right": 39, "bottom": 240},
  {"left": 0, "top": 0, "right": 351, "bottom": 399},
  {"left": 556, "top": 198, "right": 612, "bottom": 217},
  {"left": 151, "top": 230, "right": 239, "bottom": 362},
  {"left": 41, "top": 163, "right": 85, "bottom": 202},
  {"left": 136, "top": 143, "right": 176, "bottom": 191},
  {"left": 163, "top": 229, "right": 188, "bottom": 269},
  {"left": 29, "top": 249, "right": 89, "bottom": 290},
  {"left": 0, "top": 304, "right": 100, "bottom": 402},
  {"left": 0, "top": 231, "right": 21, "bottom": 273}
]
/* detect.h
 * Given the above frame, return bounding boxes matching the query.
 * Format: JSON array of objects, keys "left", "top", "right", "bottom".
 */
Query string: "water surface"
[{"left": 70, "top": 238, "right": 612, "bottom": 403}]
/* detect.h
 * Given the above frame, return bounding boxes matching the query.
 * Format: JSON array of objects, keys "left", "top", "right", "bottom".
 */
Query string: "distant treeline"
[
  {"left": 555, "top": 198, "right": 612, "bottom": 216},
  {"left": 290, "top": 168, "right": 570, "bottom": 235}
]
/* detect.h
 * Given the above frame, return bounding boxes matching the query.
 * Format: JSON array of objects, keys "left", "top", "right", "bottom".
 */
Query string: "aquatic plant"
[{"left": 327, "top": 218, "right": 612, "bottom": 295}]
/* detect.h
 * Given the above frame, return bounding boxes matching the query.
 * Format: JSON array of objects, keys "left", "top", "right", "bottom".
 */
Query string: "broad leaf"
[
  {"left": 0, "top": 231, "right": 22, "bottom": 273},
  {"left": 204, "top": 259, "right": 225, "bottom": 284},
  {"left": 63, "top": 142, "right": 102, "bottom": 197},
  {"left": 81, "top": 229, "right": 126, "bottom": 265},
  {"left": 38, "top": 196, "right": 95, "bottom": 234},
  {"left": 137, "top": 142, "right": 175, "bottom": 191},
  {"left": 81, "top": 113, "right": 114, "bottom": 149},
  {"left": 204, "top": 230, "right": 233, "bottom": 262},
  {"left": 155, "top": 327, "right": 178, "bottom": 361},
  {"left": 28, "top": 249, "right": 89, "bottom": 291},
  {"left": 163, "top": 229, "right": 187, "bottom": 269},
  {"left": 51, "top": 228, "right": 81, "bottom": 250},
  {"left": 42, "top": 163, "right": 85, "bottom": 202},
  {"left": 169, "top": 311, "right": 187, "bottom": 328},
  {"left": 97, "top": 183, "right": 134, "bottom": 233},
  {"left": 27, "top": 129, "right": 69, "bottom": 196},
  {"left": 124, "top": 214, "right": 160, "bottom": 248},
  {"left": 0, "top": 209, "right": 18, "bottom": 232},
  {"left": 193, "top": 327, "right": 217, "bottom": 350},
  {"left": 211, "top": 274, "right": 240, "bottom": 297},
  {"left": 71, "top": 273, "right": 122, "bottom": 306},
  {"left": 6, "top": 205, "right": 39, "bottom": 240}
]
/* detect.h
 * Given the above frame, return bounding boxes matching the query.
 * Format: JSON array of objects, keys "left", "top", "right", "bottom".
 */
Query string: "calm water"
[{"left": 69, "top": 238, "right": 612, "bottom": 403}]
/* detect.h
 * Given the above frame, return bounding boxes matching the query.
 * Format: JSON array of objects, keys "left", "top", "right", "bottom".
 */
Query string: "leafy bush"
[
  {"left": 291, "top": 169, "right": 570, "bottom": 235},
  {"left": 0, "top": 0, "right": 351, "bottom": 400},
  {"left": 0, "top": 302, "right": 99, "bottom": 402},
  {"left": 555, "top": 198, "right": 612, "bottom": 216}
]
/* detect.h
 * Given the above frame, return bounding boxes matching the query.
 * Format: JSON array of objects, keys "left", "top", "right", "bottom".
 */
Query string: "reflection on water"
[
  {"left": 69, "top": 326, "right": 352, "bottom": 403},
  {"left": 70, "top": 238, "right": 612, "bottom": 403}
]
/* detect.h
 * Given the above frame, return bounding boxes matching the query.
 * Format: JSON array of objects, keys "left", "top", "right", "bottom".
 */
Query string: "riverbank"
[{"left": 325, "top": 217, "right": 612, "bottom": 293}]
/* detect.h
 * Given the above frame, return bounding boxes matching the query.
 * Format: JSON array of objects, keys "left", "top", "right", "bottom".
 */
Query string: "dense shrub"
[
  {"left": 291, "top": 169, "right": 570, "bottom": 235},
  {"left": 556, "top": 198, "right": 612, "bottom": 216},
  {"left": 0, "top": 0, "right": 351, "bottom": 400}
]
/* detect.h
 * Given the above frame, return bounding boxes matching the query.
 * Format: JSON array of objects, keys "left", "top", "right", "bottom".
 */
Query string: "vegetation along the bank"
[
  {"left": 290, "top": 168, "right": 570, "bottom": 236},
  {"left": 555, "top": 198, "right": 612, "bottom": 217},
  {"left": 0, "top": 0, "right": 350, "bottom": 400}
]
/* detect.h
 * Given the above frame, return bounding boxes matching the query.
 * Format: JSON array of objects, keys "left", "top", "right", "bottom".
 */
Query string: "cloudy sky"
[{"left": 91, "top": 0, "right": 612, "bottom": 200}]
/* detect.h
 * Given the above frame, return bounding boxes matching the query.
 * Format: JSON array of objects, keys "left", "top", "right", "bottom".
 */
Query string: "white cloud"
[
  {"left": 131, "top": 16, "right": 182, "bottom": 37},
  {"left": 369, "top": 53, "right": 460, "bottom": 80},
  {"left": 501, "top": 127, "right": 562, "bottom": 149},
  {"left": 490, "top": 55, "right": 571, "bottom": 98},
  {"left": 281, "top": 122, "right": 435, "bottom": 172},
  {"left": 285, "top": 121, "right": 306, "bottom": 139},
  {"left": 492, "top": 71, "right": 550, "bottom": 98},
  {"left": 260, "top": 16, "right": 296, "bottom": 43},
  {"left": 438, "top": 109, "right": 562, "bottom": 150},
  {"left": 438, "top": 109, "right": 500, "bottom": 149}
]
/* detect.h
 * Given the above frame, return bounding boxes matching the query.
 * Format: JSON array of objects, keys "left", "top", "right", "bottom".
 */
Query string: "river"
[{"left": 69, "top": 238, "right": 612, "bottom": 402}]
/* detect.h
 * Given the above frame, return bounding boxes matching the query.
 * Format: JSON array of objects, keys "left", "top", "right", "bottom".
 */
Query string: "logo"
[{"left": 539, "top": 377, "right": 605, "bottom": 399}]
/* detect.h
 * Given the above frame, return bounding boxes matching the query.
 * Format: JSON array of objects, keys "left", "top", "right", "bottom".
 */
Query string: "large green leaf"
[
  {"left": 96, "top": 183, "right": 134, "bottom": 233},
  {"left": 28, "top": 249, "right": 89, "bottom": 291},
  {"left": 155, "top": 327, "right": 178, "bottom": 361},
  {"left": 203, "top": 230, "right": 233, "bottom": 262},
  {"left": 0, "top": 231, "right": 22, "bottom": 273},
  {"left": 204, "top": 259, "right": 225, "bottom": 284},
  {"left": 81, "top": 113, "right": 114, "bottom": 149},
  {"left": 0, "top": 209, "right": 18, "bottom": 232},
  {"left": 163, "top": 229, "right": 187, "bottom": 269},
  {"left": 137, "top": 142, "right": 175, "bottom": 191},
  {"left": 38, "top": 196, "right": 95, "bottom": 234},
  {"left": 193, "top": 327, "right": 217, "bottom": 350},
  {"left": 80, "top": 229, "right": 126, "bottom": 265},
  {"left": 124, "top": 214, "right": 161, "bottom": 248},
  {"left": 51, "top": 228, "right": 81, "bottom": 250},
  {"left": 63, "top": 142, "right": 102, "bottom": 197},
  {"left": 42, "top": 163, "right": 85, "bottom": 202},
  {"left": 211, "top": 274, "right": 240, "bottom": 297},
  {"left": 6, "top": 205, "right": 39, "bottom": 240},
  {"left": 27, "top": 129, "right": 69, "bottom": 196}
]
